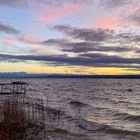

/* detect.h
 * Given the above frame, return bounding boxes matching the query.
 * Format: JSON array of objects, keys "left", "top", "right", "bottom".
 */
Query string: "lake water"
[{"left": 0, "top": 78, "right": 140, "bottom": 140}]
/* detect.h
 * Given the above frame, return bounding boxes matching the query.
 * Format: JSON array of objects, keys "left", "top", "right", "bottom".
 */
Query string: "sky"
[{"left": 0, "top": 0, "right": 140, "bottom": 75}]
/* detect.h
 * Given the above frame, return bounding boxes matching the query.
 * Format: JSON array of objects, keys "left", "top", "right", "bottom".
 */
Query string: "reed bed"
[
  {"left": 0, "top": 96, "right": 46, "bottom": 140},
  {"left": 0, "top": 95, "right": 85, "bottom": 140}
]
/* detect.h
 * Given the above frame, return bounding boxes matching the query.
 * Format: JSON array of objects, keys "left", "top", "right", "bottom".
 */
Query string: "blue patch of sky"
[
  {"left": 38, "top": 27, "right": 65, "bottom": 40},
  {"left": 0, "top": 5, "right": 34, "bottom": 33}
]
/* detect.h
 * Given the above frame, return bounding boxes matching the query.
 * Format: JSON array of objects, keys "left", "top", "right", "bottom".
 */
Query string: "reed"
[{"left": 0, "top": 97, "right": 45, "bottom": 140}]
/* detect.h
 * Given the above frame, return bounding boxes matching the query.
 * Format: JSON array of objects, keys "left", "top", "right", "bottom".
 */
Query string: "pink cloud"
[
  {"left": 94, "top": 16, "right": 120, "bottom": 29},
  {"left": 19, "top": 35, "right": 41, "bottom": 45},
  {"left": 1, "top": 37, "right": 16, "bottom": 46},
  {"left": 39, "top": 4, "right": 88, "bottom": 23}
]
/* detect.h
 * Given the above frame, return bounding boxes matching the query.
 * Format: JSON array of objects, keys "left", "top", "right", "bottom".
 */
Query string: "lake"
[{"left": 0, "top": 78, "right": 140, "bottom": 140}]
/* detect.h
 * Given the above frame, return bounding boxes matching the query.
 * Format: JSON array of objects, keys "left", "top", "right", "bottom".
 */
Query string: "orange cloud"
[{"left": 39, "top": 4, "right": 88, "bottom": 23}]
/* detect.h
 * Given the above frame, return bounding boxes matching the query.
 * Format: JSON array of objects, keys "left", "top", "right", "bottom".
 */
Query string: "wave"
[
  {"left": 79, "top": 119, "right": 140, "bottom": 136},
  {"left": 47, "top": 128, "right": 86, "bottom": 137},
  {"left": 78, "top": 119, "right": 106, "bottom": 131},
  {"left": 114, "top": 112, "right": 140, "bottom": 122},
  {"left": 69, "top": 100, "right": 87, "bottom": 107},
  {"left": 106, "top": 126, "right": 140, "bottom": 136}
]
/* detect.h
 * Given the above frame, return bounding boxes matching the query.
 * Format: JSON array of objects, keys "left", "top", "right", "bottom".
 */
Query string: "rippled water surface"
[{"left": 0, "top": 78, "right": 140, "bottom": 140}]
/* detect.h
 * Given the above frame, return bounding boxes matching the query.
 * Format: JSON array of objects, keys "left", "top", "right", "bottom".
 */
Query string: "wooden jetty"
[{"left": 0, "top": 81, "right": 28, "bottom": 94}]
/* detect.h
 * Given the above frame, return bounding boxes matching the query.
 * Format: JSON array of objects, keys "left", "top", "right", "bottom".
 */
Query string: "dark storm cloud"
[
  {"left": 0, "top": 22, "right": 19, "bottom": 34},
  {"left": 0, "top": 53, "right": 140, "bottom": 69},
  {"left": 54, "top": 25, "right": 113, "bottom": 42}
]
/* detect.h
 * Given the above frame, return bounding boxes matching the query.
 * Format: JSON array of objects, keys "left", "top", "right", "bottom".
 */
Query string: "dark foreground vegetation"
[{"left": 0, "top": 96, "right": 46, "bottom": 140}]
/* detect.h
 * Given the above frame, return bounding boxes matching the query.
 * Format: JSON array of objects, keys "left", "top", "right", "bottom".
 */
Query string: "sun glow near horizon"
[{"left": 0, "top": 62, "right": 140, "bottom": 75}]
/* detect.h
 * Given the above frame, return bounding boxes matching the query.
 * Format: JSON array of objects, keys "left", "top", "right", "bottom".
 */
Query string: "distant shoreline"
[{"left": 0, "top": 75, "right": 140, "bottom": 79}]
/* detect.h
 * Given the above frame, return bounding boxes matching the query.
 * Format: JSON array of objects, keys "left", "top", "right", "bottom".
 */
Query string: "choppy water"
[{"left": 0, "top": 78, "right": 140, "bottom": 140}]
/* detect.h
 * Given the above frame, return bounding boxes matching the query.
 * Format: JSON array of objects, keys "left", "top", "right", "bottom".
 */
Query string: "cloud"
[
  {"left": 0, "top": 53, "right": 140, "bottom": 69},
  {"left": 0, "top": 37, "right": 18, "bottom": 47},
  {"left": 100, "top": 0, "right": 131, "bottom": 9},
  {"left": 42, "top": 38, "right": 133, "bottom": 53},
  {"left": 0, "top": 0, "right": 25, "bottom": 7},
  {"left": 128, "top": 8, "right": 140, "bottom": 26},
  {"left": 79, "top": 53, "right": 140, "bottom": 68},
  {"left": 39, "top": 4, "right": 87, "bottom": 23},
  {"left": 54, "top": 25, "right": 113, "bottom": 42},
  {"left": 0, "top": 0, "right": 94, "bottom": 8},
  {"left": 0, "top": 22, "right": 19, "bottom": 34},
  {"left": 19, "top": 35, "right": 41, "bottom": 44},
  {"left": 17, "top": 25, "right": 139, "bottom": 57},
  {"left": 47, "top": 25, "right": 139, "bottom": 54},
  {"left": 42, "top": 39, "right": 68, "bottom": 46},
  {"left": 93, "top": 16, "right": 120, "bottom": 29},
  {"left": 116, "top": 32, "right": 140, "bottom": 45},
  {"left": 63, "top": 44, "right": 133, "bottom": 53}
]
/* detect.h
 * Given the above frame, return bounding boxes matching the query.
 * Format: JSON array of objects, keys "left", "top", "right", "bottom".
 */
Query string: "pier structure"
[{"left": 0, "top": 81, "right": 28, "bottom": 94}]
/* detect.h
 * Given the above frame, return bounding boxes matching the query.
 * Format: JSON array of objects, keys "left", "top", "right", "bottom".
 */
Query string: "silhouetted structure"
[{"left": 0, "top": 81, "right": 28, "bottom": 94}]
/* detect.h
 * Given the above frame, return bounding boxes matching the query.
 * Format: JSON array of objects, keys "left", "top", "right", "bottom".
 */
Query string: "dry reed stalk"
[{"left": 0, "top": 97, "right": 45, "bottom": 140}]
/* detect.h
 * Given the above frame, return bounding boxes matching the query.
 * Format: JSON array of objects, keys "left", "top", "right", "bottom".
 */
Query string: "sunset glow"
[{"left": 0, "top": 0, "right": 140, "bottom": 75}]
